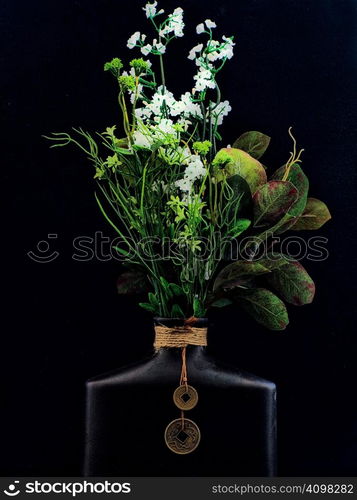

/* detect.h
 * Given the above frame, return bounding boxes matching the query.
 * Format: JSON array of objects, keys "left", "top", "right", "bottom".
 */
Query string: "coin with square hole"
[
  {"left": 164, "top": 418, "right": 201, "bottom": 454},
  {"left": 173, "top": 384, "right": 198, "bottom": 410}
]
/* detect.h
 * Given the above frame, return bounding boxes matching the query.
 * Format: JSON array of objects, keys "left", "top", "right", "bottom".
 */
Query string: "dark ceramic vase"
[{"left": 84, "top": 318, "right": 277, "bottom": 476}]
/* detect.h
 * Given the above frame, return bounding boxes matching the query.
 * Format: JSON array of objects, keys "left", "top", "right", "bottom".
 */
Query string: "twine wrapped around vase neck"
[{"left": 153, "top": 320, "right": 208, "bottom": 350}]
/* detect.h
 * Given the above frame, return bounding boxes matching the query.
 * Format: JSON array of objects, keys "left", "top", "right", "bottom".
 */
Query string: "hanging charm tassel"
[{"left": 164, "top": 345, "right": 201, "bottom": 454}]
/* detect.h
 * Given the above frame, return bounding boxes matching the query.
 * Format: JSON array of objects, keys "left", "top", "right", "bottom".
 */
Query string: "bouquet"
[{"left": 46, "top": 1, "right": 331, "bottom": 330}]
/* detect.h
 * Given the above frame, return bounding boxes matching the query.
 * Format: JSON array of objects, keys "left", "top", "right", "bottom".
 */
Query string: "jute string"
[{"left": 153, "top": 325, "right": 208, "bottom": 349}]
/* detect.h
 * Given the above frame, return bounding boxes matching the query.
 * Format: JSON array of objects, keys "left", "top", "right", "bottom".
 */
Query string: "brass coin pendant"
[
  {"left": 164, "top": 418, "right": 201, "bottom": 454},
  {"left": 173, "top": 384, "right": 198, "bottom": 411}
]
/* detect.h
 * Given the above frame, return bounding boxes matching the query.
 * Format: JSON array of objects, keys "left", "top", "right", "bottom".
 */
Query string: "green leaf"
[
  {"left": 159, "top": 276, "right": 170, "bottom": 290},
  {"left": 264, "top": 254, "right": 315, "bottom": 305},
  {"left": 271, "top": 163, "right": 309, "bottom": 218},
  {"left": 117, "top": 271, "right": 148, "bottom": 295},
  {"left": 169, "top": 283, "right": 184, "bottom": 296},
  {"left": 113, "top": 246, "right": 130, "bottom": 257},
  {"left": 253, "top": 181, "right": 298, "bottom": 227},
  {"left": 213, "top": 148, "right": 267, "bottom": 193},
  {"left": 213, "top": 261, "right": 271, "bottom": 292},
  {"left": 114, "top": 146, "right": 133, "bottom": 155},
  {"left": 292, "top": 198, "right": 332, "bottom": 231},
  {"left": 234, "top": 288, "right": 289, "bottom": 330},
  {"left": 228, "top": 218, "right": 251, "bottom": 238},
  {"left": 193, "top": 297, "right": 206, "bottom": 317},
  {"left": 171, "top": 304, "right": 185, "bottom": 317},
  {"left": 211, "top": 298, "right": 233, "bottom": 308},
  {"left": 148, "top": 292, "right": 159, "bottom": 306},
  {"left": 139, "top": 302, "right": 156, "bottom": 313},
  {"left": 232, "top": 131, "right": 271, "bottom": 159}
]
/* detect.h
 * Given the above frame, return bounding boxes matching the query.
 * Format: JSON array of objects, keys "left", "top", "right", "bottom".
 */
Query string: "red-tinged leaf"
[
  {"left": 271, "top": 163, "right": 309, "bottom": 219},
  {"left": 213, "top": 147, "right": 267, "bottom": 193},
  {"left": 232, "top": 131, "right": 271, "bottom": 160},
  {"left": 264, "top": 255, "right": 315, "bottom": 305},
  {"left": 213, "top": 261, "right": 271, "bottom": 292},
  {"left": 293, "top": 198, "right": 331, "bottom": 230},
  {"left": 234, "top": 288, "right": 289, "bottom": 330},
  {"left": 253, "top": 180, "right": 298, "bottom": 227}
]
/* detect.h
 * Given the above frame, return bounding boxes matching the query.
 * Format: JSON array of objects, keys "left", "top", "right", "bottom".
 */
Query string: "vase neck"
[
  {"left": 154, "top": 345, "right": 207, "bottom": 362},
  {"left": 153, "top": 317, "right": 208, "bottom": 350}
]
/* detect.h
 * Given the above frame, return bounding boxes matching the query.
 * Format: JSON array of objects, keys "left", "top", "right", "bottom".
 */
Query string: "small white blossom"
[
  {"left": 155, "top": 41, "right": 166, "bottom": 54},
  {"left": 175, "top": 178, "right": 192, "bottom": 192},
  {"left": 206, "top": 40, "right": 221, "bottom": 62},
  {"left": 188, "top": 43, "right": 203, "bottom": 60},
  {"left": 135, "top": 105, "right": 152, "bottom": 121},
  {"left": 179, "top": 92, "right": 203, "bottom": 118},
  {"left": 172, "top": 7, "right": 184, "bottom": 37},
  {"left": 220, "top": 36, "right": 235, "bottom": 59},
  {"left": 205, "top": 19, "right": 217, "bottom": 29},
  {"left": 148, "top": 86, "right": 176, "bottom": 116},
  {"left": 141, "top": 44, "right": 152, "bottom": 55},
  {"left": 196, "top": 23, "right": 205, "bottom": 34},
  {"left": 210, "top": 100, "right": 232, "bottom": 125},
  {"left": 143, "top": 1, "right": 157, "bottom": 18},
  {"left": 175, "top": 155, "right": 207, "bottom": 192},
  {"left": 159, "top": 7, "right": 184, "bottom": 38},
  {"left": 127, "top": 31, "right": 141, "bottom": 49},
  {"left": 154, "top": 118, "right": 176, "bottom": 136},
  {"left": 193, "top": 68, "right": 216, "bottom": 92},
  {"left": 133, "top": 130, "right": 152, "bottom": 148}
]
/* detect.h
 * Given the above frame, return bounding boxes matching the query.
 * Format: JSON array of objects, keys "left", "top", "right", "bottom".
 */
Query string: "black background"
[{"left": 1, "top": 0, "right": 357, "bottom": 476}]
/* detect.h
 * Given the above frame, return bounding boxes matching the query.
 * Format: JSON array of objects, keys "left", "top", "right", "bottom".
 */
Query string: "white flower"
[
  {"left": 148, "top": 86, "right": 176, "bottom": 117},
  {"left": 159, "top": 7, "right": 184, "bottom": 38},
  {"left": 170, "top": 100, "right": 186, "bottom": 116},
  {"left": 175, "top": 155, "right": 207, "bottom": 192},
  {"left": 133, "top": 130, "right": 152, "bottom": 148},
  {"left": 193, "top": 68, "right": 216, "bottom": 91},
  {"left": 143, "top": 1, "right": 157, "bottom": 18},
  {"left": 127, "top": 31, "right": 141, "bottom": 49},
  {"left": 154, "top": 118, "right": 176, "bottom": 136},
  {"left": 172, "top": 7, "right": 184, "bottom": 37},
  {"left": 154, "top": 41, "right": 166, "bottom": 54},
  {"left": 220, "top": 35, "right": 235, "bottom": 59},
  {"left": 196, "top": 23, "right": 205, "bottom": 34},
  {"left": 179, "top": 92, "right": 203, "bottom": 118},
  {"left": 188, "top": 43, "right": 203, "bottom": 60},
  {"left": 210, "top": 100, "right": 232, "bottom": 125},
  {"left": 141, "top": 44, "right": 152, "bottom": 55},
  {"left": 135, "top": 105, "right": 152, "bottom": 121},
  {"left": 175, "top": 178, "right": 192, "bottom": 192},
  {"left": 205, "top": 19, "right": 217, "bottom": 29},
  {"left": 205, "top": 40, "right": 221, "bottom": 62}
]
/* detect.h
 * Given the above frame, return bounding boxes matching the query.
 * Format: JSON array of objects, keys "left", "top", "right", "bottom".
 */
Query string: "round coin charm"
[
  {"left": 173, "top": 384, "right": 198, "bottom": 411},
  {"left": 164, "top": 418, "right": 201, "bottom": 454}
]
